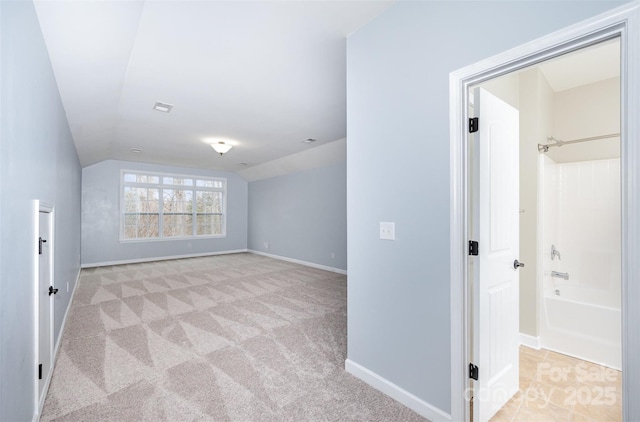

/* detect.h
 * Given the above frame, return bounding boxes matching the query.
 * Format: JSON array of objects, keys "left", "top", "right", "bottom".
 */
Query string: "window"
[{"left": 121, "top": 171, "right": 226, "bottom": 240}]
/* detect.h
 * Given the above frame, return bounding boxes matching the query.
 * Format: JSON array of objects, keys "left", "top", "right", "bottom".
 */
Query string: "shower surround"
[{"left": 540, "top": 155, "right": 621, "bottom": 370}]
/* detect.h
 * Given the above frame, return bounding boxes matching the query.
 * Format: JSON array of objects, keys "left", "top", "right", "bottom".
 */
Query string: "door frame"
[
  {"left": 449, "top": 2, "right": 640, "bottom": 421},
  {"left": 34, "top": 200, "right": 55, "bottom": 413}
]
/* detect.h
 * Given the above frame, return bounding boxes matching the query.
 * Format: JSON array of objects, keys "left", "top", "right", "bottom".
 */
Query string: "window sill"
[{"left": 119, "top": 235, "right": 227, "bottom": 243}]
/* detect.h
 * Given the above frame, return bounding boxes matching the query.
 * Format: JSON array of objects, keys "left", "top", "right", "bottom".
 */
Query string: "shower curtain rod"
[{"left": 537, "top": 133, "right": 620, "bottom": 153}]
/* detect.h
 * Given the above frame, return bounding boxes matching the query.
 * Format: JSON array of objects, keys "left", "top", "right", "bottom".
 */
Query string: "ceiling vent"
[{"left": 153, "top": 102, "right": 173, "bottom": 113}]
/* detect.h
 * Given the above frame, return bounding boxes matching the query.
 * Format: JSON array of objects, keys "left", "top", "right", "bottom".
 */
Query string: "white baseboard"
[
  {"left": 81, "top": 249, "right": 249, "bottom": 268},
  {"left": 35, "top": 268, "right": 81, "bottom": 422},
  {"left": 345, "top": 359, "right": 451, "bottom": 422},
  {"left": 520, "top": 333, "right": 541, "bottom": 349},
  {"left": 53, "top": 269, "right": 81, "bottom": 363},
  {"left": 248, "top": 249, "right": 347, "bottom": 275}
]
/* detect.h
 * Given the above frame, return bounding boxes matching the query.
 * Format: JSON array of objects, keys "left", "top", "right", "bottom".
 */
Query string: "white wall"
[
  {"left": 518, "top": 68, "right": 555, "bottom": 337},
  {"left": 346, "top": 0, "right": 625, "bottom": 417},
  {"left": 81, "top": 160, "right": 248, "bottom": 266},
  {"left": 550, "top": 76, "right": 620, "bottom": 163},
  {"left": 0, "top": 1, "right": 82, "bottom": 419},
  {"left": 479, "top": 72, "right": 520, "bottom": 109}
]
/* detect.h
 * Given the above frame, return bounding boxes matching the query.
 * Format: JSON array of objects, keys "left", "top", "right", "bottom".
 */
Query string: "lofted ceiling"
[{"left": 34, "top": 0, "right": 395, "bottom": 172}]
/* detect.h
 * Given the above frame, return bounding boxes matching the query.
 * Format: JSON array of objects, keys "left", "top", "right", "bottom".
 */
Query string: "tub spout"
[{"left": 551, "top": 270, "right": 569, "bottom": 280}]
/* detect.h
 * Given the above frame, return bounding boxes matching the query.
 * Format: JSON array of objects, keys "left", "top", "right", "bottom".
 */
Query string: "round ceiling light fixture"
[{"left": 211, "top": 142, "right": 232, "bottom": 156}]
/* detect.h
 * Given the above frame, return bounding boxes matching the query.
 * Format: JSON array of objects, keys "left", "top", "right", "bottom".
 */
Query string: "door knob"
[
  {"left": 513, "top": 259, "right": 525, "bottom": 270},
  {"left": 48, "top": 286, "right": 58, "bottom": 296}
]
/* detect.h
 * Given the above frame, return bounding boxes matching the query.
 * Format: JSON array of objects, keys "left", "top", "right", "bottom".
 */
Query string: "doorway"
[
  {"left": 449, "top": 3, "right": 640, "bottom": 422},
  {"left": 470, "top": 37, "right": 622, "bottom": 421},
  {"left": 36, "top": 202, "right": 55, "bottom": 412}
]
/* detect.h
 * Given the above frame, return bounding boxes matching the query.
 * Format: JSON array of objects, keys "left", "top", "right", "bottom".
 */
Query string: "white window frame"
[{"left": 119, "top": 170, "right": 227, "bottom": 242}]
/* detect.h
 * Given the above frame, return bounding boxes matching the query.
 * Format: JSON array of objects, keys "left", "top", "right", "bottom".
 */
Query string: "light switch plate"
[{"left": 379, "top": 222, "right": 395, "bottom": 240}]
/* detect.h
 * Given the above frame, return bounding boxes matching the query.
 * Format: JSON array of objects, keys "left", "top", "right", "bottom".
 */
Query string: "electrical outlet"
[
  {"left": 330, "top": 252, "right": 335, "bottom": 259},
  {"left": 264, "top": 242, "right": 269, "bottom": 249},
  {"left": 379, "top": 222, "right": 396, "bottom": 240}
]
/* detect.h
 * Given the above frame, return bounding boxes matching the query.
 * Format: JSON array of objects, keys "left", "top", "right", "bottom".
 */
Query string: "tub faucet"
[
  {"left": 551, "top": 271, "right": 569, "bottom": 280},
  {"left": 551, "top": 244, "right": 561, "bottom": 260}
]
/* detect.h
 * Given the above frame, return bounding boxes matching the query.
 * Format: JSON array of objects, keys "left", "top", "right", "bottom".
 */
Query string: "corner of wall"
[{"left": 345, "top": 359, "right": 452, "bottom": 422}]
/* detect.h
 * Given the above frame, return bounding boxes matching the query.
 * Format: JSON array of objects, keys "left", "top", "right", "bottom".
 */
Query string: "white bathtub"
[{"left": 541, "top": 285, "right": 621, "bottom": 370}]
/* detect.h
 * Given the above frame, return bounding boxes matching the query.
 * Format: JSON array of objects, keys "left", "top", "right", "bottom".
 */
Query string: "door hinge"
[
  {"left": 469, "top": 117, "right": 479, "bottom": 133},
  {"left": 468, "top": 240, "right": 479, "bottom": 256},
  {"left": 39, "top": 237, "right": 47, "bottom": 255},
  {"left": 38, "top": 364, "right": 42, "bottom": 380},
  {"left": 469, "top": 363, "right": 479, "bottom": 380}
]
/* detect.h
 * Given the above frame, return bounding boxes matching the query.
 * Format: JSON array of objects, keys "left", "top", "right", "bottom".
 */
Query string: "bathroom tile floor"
[{"left": 490, "top": 346, "right": 622, "bottom": 422}]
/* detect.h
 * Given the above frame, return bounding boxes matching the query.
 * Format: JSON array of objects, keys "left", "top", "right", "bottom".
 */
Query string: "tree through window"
[{"left": 121, "top": 171, "right": 226, "bottom": 240}]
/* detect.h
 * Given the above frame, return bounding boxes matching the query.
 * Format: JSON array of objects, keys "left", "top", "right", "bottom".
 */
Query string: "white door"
[
  {"left": 38, "top": 210, "right": 53, "bottom": 404},
  {"left": 471, "top": 88, "right": 520, "bottom": 422}
]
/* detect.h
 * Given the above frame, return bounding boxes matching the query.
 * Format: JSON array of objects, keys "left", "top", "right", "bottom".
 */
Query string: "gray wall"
[
  {"left": 346, "top": 0, "right": 624, "bottom": 414},
  {"left": 0, "top": 1, "right": 82, "bottom": 420},
  {"left": 81, "top": 160, "right": 248, "bottom": 266},
  {"left": 248, "top": 162, "right": 347, "bottom": 271}
]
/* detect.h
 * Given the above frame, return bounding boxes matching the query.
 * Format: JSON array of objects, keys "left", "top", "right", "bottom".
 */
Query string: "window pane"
[
  {"left": 124, "top": 187, "right": 159, "bottom": 213},
  {"left": 212, "top": 214, "right": 223, "bottom": 235},
  {"left": 123, "top": 187, "right": 136, "bottom": 212},
  {"left": 123, "top": 173, "right": 160, "bottom": 184},
  {"left": 163, "top": 189, "right": 193, "bottom": 213},
  {"left": 163, "top": 189, "right": 193, "bottom": 237},
  {"left": 196, "top": 214, "right": 222, "bottom": 236},
  {"left": 196, "top": 190, "right": 222, "bottom": 213},
  {"left": 123, "top": 214, "right": 137, "bottom": 239},
  {"left": 195, "top": 179, "right": 213, "bottom": 187},
  {"left": 163, "top": 214, "right": 193, "bottom": 237},
  {"left": 196, "top": 214, "right": 210, "bottom": 236},
  {"left": 214, "top": 192, "right": 222, "bottom": 212},
  {"left": 163, "top": 176, "right": 193, "bottom": 186},
  {"left": 196, "top": 190, "right": 210, "bottom": 212},
  {"left": 126, "top": 173, "right": 159, "bottom": 184},
  {"left": 124, "top": 213, "right": 159, "bottom": 239}
]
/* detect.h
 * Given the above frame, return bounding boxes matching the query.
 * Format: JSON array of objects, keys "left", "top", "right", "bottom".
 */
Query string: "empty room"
[{"left": 1, "top": 1, "right": 639, "bottom": 421}]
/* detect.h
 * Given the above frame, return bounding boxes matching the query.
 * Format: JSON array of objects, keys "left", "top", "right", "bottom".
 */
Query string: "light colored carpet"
[{"left": 41, "top": 253, "right": 427, "bottom": 421}]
